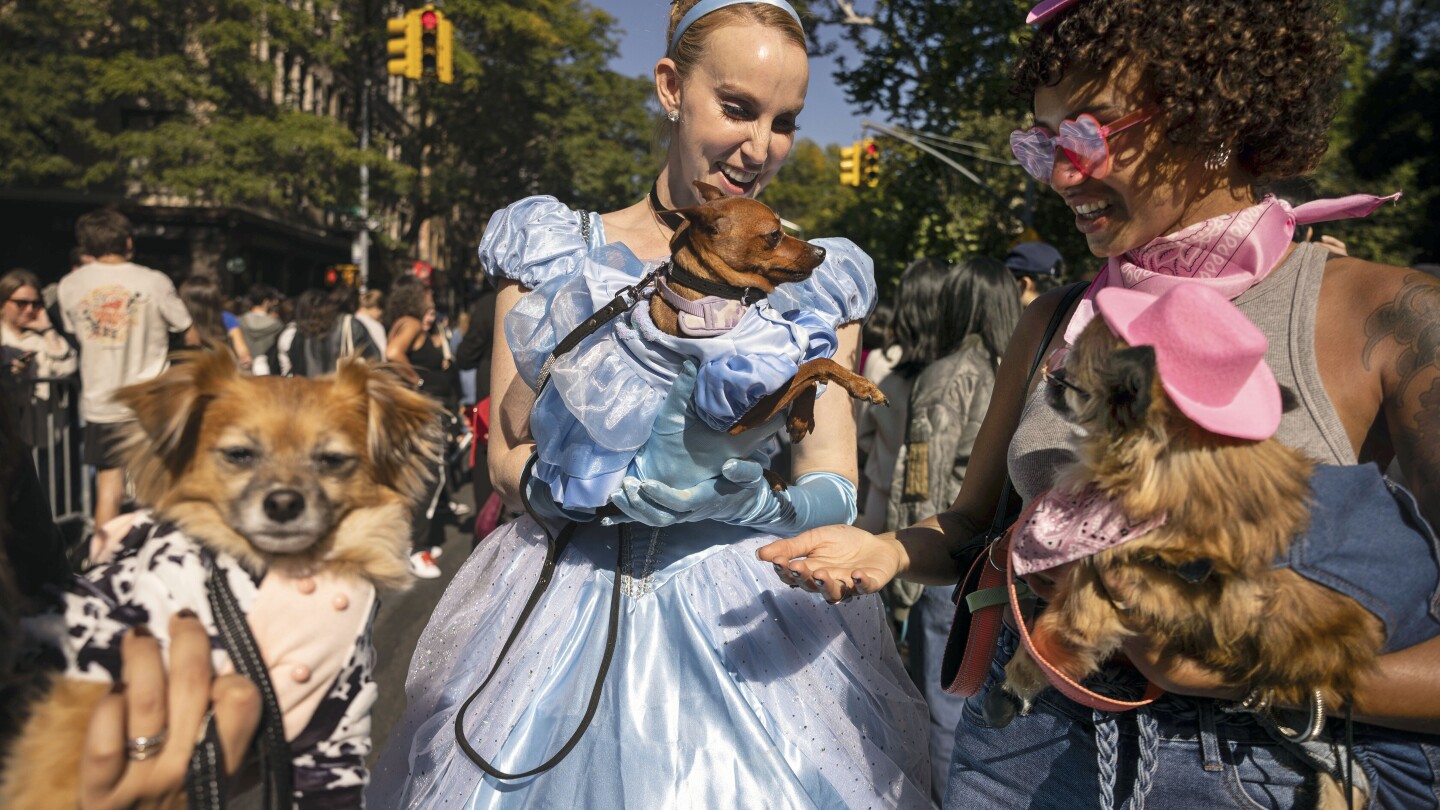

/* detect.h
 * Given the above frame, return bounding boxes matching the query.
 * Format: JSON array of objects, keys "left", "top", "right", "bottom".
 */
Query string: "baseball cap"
[{"left": 1005, "top": 242, "right": 1064, "bottom": 277}]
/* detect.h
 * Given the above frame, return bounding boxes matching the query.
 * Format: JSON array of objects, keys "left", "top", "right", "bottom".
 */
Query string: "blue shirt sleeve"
[
  {"left": 767, "top": 237, "right": 877, "bottom": 327},
  {"left": 477, "top": 196, "right": 591, "bottom": 289},
  {"left": 222, "top": 310, "right": 239, "bottom": 331}
]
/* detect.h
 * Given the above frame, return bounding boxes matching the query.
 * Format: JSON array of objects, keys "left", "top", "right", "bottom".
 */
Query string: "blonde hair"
[{"left": 666, "top": 0, "right": 806, "bottom": 79}]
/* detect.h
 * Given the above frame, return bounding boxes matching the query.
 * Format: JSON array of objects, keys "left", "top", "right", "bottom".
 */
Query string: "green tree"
[{"left": 0, "top": 0, "right": 386, "bottom": 210}]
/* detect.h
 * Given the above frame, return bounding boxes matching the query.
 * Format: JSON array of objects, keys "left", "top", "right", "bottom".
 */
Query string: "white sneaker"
[
  {"left": 409, "top": 550, "right": 442, "bottom": 579},
  {"left": 429, "top": 545, "right": 444, "bottom": 560}
]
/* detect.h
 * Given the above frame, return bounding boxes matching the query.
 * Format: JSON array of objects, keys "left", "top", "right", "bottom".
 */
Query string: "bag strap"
[
  {"left": 453, "top": 460, "right": 624, "bottom": 779},
  {"left": 339, "top": 315, "right": 355, "bottom": 358},
  {"left": 952, "top": 281, "right": 1089, "bottom": 573},
  {"left": 189, "top": 561, "right": 293, "bottom": 810}
]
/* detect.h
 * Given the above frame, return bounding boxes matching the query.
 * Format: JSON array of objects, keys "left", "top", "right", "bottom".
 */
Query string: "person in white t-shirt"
[{"left": 59, "top": 208, "right": 197, "bottom": 529}]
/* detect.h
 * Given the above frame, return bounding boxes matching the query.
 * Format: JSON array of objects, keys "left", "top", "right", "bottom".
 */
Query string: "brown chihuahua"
[{"left": 654, "top": 181, "right": 886, "bottom": 450}]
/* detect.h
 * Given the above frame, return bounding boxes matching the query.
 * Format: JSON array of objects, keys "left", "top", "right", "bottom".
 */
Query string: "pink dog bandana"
[
  {"left": 1011, "top": 485, "right": 1167, "bottom": 577},
  {"left": 1064, "top": 193, "right": 1401, "bottom": 345}
]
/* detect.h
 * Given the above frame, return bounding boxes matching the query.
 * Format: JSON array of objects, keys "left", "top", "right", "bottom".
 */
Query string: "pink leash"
[{"left": 1006, "top": 521, "right": 1165, "bottom": 712}]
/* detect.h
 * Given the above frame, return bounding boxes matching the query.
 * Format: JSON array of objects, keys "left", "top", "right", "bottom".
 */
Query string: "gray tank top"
[{"left": 1008, "top": 242, "right": 1355, "bottom": 503}]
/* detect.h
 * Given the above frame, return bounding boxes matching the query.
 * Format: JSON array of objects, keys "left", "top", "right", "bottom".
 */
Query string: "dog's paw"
[
  {"left": 786, "top": 412, "right": 816, "bottom": 444},
  {"left": 1002, "top": 650, "right": 1051, "bottom": 704}
]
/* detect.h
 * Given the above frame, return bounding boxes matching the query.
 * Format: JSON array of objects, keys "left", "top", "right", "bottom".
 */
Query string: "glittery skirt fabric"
[{"left": 367, "top": 515, "right": 932, "bottom": 809}]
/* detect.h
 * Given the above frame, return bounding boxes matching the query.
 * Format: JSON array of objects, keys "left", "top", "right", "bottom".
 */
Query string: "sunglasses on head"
[{"left": 1010, "top": 105, "right": 1157, "bottom": 182}]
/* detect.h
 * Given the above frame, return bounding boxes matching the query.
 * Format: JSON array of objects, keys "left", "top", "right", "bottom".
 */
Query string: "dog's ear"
[
  {"left": 671, "top": 205, "right": 725, "bottom": 236},
  {"left": 1101, "top": 346, "right": 1157, "bottom": 431},
  {"left": 112, "top": 349, "right": 239, "bottom": 475},
  {"left": 336, "top": 359, "right": 445, "bottom": 505},
  {"left": 692, "top": 180, "right": 725, "bottom": 202}
]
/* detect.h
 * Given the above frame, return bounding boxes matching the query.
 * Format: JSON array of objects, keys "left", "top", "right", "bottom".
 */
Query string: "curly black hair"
[{"left": 1013, "top": 0, "right": 1344, "bottom": 184}]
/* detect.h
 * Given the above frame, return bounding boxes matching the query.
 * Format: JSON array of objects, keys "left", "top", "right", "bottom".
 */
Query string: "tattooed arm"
[
  {"left": 1346, "top": 269, "right": 1440, "bottom": 732},
  {"left": 1363, "top": 272, "right": 1440, "bottom": 528}
]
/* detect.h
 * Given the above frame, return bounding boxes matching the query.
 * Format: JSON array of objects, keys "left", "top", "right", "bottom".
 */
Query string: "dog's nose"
[
  {"left": 809, "top": 245, "right": 826, "bottom": 264},
  {"left": 263, "top": 489, "right": 306, "bottom": 523}
]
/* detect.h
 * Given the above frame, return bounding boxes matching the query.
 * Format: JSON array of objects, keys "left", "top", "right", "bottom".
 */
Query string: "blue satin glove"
[
  {"left": 609, "top": 469, "right": 857, "bottom": 537},
  {"left": 605, "top": 359, "right": 856, "bottom": 532}
]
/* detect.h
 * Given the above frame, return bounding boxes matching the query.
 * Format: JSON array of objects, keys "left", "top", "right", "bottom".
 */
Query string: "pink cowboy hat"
[
  {"left": 1093, "top": 285, "right": 1281, "bottom": 441},
  {"left": 1027, "top": 0, "right": 1082, "bottom": 24}
]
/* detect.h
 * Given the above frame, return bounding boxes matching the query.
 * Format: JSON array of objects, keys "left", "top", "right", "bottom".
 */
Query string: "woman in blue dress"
[{"left": 367, "top": 1, "right": 931, "bottom": 807}]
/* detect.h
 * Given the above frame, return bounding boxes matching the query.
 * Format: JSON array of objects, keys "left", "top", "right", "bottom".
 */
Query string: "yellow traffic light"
[
  {"left": 386, "top": 11, "right": 421, "bottom": 79},
  {"left": 839, "top": 141, "right": 861, "bottom": 187},
  {"left": 418, "top": 6, "right": 454, "bottom": 84},
  {"left": 860, "top": 138, "right": 881, "bottom": 188}
]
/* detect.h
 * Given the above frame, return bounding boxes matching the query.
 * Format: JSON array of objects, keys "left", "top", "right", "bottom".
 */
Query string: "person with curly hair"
[{"left": 761, "top": 0, "right": 1440, "bottom": 806}]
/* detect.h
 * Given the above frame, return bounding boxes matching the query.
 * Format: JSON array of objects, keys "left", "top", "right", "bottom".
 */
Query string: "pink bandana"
[
  {"left": 1064, "top": 193, "right": 1401, "bottom": 344},
  {"left": 1011, "top": 485, "right": 1167, "bottom": 577}
]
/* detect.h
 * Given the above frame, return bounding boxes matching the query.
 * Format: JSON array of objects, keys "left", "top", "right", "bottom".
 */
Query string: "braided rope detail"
[
  {"left": 1130, "top": 707, "right": 1160, "bottom": 810},
  {"left": 1094, "top": 709, "right": 1120, "bottom": 810}
]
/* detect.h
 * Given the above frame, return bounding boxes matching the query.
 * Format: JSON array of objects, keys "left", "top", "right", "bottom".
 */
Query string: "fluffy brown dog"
[
  {"left": 0, "top": 350, "right": 443, "bottom": 808},
  {"left": 1002, "top": 317, "right": 1384, "bottom": 716},
  {"left": 655, "top": 181, "right": 886, "bottom": 448}
]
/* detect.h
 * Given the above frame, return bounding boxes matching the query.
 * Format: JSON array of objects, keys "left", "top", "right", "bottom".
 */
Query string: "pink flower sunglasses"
[{"left": 1010, "top": 105, "right": 1157, "bottom": 182}]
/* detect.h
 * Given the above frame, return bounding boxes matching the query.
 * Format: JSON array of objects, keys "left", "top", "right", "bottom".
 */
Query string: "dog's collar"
[
  {"left": 648, "top": 182, "right": 686, "bottom": 231},
  {"left": 664, "top": 261, "right": 768, "bottom": 306},
  {"left": 656, "top": 273, "right": 752, "bottom": 337}
]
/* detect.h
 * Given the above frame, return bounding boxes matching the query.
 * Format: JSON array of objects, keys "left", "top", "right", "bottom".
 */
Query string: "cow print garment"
[{"left": 24, "top": 513, "right": 377, "bottom": 809}]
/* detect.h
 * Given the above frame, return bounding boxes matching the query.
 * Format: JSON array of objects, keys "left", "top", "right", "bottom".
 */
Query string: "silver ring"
[{"left": 126, "top": 729, "right": 168, "bottom": 760}]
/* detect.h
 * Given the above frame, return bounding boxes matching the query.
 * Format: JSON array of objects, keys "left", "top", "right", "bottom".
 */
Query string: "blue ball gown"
[{"left": 366, "top": 197, "right": 933, "bottom": 809}]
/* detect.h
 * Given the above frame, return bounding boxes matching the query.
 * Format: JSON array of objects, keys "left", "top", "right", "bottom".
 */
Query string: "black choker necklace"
[
  {"left": 648, "top": 182, "right": 686, "bottom": 231},
  {"left": 665, "top": 261, "right": 768, "bottom": 305}
]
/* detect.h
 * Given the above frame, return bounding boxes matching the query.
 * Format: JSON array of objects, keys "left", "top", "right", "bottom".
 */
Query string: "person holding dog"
[
  {"left": 760, "top": 0, "right": 1440, "bottom": 806},
  {"left": 367, "top": 0, "right": 931, "bottom": 806}
]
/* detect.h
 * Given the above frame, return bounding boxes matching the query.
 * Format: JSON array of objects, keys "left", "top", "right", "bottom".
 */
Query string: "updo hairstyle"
[
  {"left": 666, "top": 0, "right": 806, "bottom": 79},
  {"left": 1013, "top": 0, "right": 1345, "bottom": 184}
]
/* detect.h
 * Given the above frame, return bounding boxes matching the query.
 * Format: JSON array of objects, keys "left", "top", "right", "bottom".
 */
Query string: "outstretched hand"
[{"left": 756, "top": 524, "right": 907, "bottom": 604}]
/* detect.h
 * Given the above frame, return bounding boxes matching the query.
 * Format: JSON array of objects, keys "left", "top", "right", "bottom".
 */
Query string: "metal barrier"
[{"left": 21, "top": 375, "right": 93, "bottom": 555}]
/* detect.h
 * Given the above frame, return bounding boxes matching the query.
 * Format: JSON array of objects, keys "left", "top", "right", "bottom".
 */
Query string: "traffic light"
[
  {"left": 860, "top": 138, "right": 881, "bottom": 188},
  {"left": 388, "top": 6, "right": 453, "bottom": 84},
  {"left": 419, "top": 6, "right": 454, "bottom": 84},
  {"left": 839, "top": 141, "right": 861, "bottom": 187},
  {"left": 386, "top": 11, "right": 421, "bottom": 80}
]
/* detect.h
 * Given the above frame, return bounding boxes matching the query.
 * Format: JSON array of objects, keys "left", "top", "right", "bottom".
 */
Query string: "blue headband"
[{"left": 668, "top": 0, "right": 804, "bottom": 57}]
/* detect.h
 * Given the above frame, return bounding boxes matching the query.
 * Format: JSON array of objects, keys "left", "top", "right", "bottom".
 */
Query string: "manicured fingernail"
[
  {"left": 787, "top": 570, "right": 801, "bottom": 579},
  {"left": 853, "top": 578, "right": 866, "bottom": 594},
  {"left": 773, "top": 564, "right": 784, "bottom": 574},
  {"left": 132, "top": 625, "right": 153, "bottom": 638},
  {"left": 814, "top": 578, "right": 825, "bottom": 587},
  {"left": 177, "top": 608, "right": 197, "bottom": 619}
]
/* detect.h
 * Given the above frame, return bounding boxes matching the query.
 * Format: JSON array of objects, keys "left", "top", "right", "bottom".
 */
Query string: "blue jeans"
[{"left": 945, "top": 626, "right": 1439, "bottom": 809}]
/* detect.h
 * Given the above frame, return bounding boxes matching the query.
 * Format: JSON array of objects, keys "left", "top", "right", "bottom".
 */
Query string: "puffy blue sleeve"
[
  {"left": 767, "top": 237, "right": 877, "bottom": 327},
  {"left": 477, "top": 195, "right": 590, "bottom": 289}
]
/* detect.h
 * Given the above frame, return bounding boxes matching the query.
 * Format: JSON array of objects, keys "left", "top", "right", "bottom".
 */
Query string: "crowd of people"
[{"left": 2, "top": 0, "right": 1439, "bottom": 806}]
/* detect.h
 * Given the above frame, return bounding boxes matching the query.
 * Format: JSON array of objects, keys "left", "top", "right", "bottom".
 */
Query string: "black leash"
[
  {"left": 188, "top": 560, "right": 294, "bottom": 810},
  {"left": 453, "top": 461, "right": 626, "bottom": 780},
  {"left": 534, "top": 268, "right": 661, "bottom": 393}
]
